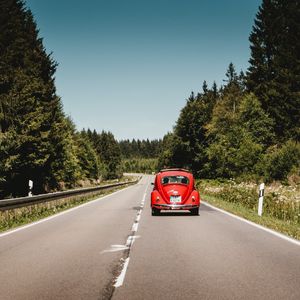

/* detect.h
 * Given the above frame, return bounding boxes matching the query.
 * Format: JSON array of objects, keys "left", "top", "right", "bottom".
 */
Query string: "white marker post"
[
  {"left": 28, "top": 180, "right": 33, "bottom": 197},
  {"left": 258, "top": 183, "right": 264, "bottom": 216}
]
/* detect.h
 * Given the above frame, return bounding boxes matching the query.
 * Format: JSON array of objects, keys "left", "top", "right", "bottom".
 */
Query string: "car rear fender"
[
  {"left": 151, "top": 190, "right": 163, "bottom": 206},
  {"left": 186, "top": 190, "right": 200, "bottom": 205}
]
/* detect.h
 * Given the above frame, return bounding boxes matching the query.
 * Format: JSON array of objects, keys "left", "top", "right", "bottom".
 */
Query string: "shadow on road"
[
  {"left": 153, "top": 211, "right": 198, "bottom": 217},
  {"left": 151, "top": 204, "right": 216, "bottom": 216}
]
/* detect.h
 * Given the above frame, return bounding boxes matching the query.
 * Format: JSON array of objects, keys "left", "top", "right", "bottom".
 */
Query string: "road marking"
[
  {"left": 202, "top": 201, "right": 300, "bottom": 246},
  {"left": 131, "top": 222, "right": 139, "bottom": 232},
  {"left": 0, "top": 184, "right": 135, "bottom": 239},
  {"left": 101, "top": 236, "right": 141, "bottom": 254},
  {"left": 113, "top": 180, "right": 150, "bottom": 288},
  {"left": 125, "top": 235, "right": 140, "bottom": 247},
  {"left": 135, "top": 214, "right": 141, "bottom": 222},
  {"left": 114, "top": 258, "right": 130, "bottom": 288},
  {"left": 101, "top": 245, "right": 129, "bottom": 253}
]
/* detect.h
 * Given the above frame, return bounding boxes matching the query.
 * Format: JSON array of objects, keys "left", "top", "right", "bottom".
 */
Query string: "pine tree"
[
  {"left": 202, "top": 80, "right": 208, "bottom": 94},
  {"left": 0, "top": 0, "right": 80, "bottom": 196},
  {"left": 162, "top": 83, "right": 218, "bottom": 176},
  {"left": 205, "top": 66, "right": 263, "bottom": 178},
  {"left": 224, "top": 62, "right": 238, "bottom": 84},
  {"left": 238, "top": 93, "right": 275, "bottom": 147},
  {"left": 157, "top": 132, "right": 176, "bottom": 170},
  {"left": 93, "top": 131, "right": 121, "bottom": 179},
  {"left": 212, "top": 81, "right": 218, "bottom": 98},
  {"left": 247, "top": 0, "right": 300, "bottom": 140},
  {"left": 76, "top": 131, "right": 102, "bottom": 181},
  {"left": 208, "top": 64, "right": 244, "bottom": 135}
]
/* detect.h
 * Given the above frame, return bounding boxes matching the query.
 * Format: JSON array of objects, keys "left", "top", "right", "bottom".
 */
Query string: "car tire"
[
  {"left": 190, "top": 208, "right": 199, "bottom": 215},
  {"left": 152, "top": 208, "right": 160, "bottom": 216}
]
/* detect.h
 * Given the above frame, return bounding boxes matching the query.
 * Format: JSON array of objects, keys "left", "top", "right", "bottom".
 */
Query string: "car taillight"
[
  {"left": 192, "top": 196, "right": 195, "bottom": 202},
  {"left": 156, "top": 196, "right": 160, "bottom": 202}
]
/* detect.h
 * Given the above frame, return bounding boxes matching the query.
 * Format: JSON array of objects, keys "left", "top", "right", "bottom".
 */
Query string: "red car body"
[{"left": 151, "top": 169, "right": 200, "bottom": 215}]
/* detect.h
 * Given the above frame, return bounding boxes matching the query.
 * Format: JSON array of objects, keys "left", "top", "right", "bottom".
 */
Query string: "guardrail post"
[{"left": 258, "top": 183, "right": 264, "bottom": 216}]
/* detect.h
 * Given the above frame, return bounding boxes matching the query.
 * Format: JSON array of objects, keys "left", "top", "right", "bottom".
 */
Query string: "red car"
[{"left": 151, "top": 169, "right": 200, "bottom": 215}]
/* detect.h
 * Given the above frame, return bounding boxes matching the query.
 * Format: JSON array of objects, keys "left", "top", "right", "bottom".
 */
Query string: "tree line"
[
  {"left": 158, "top": 0, "right": 300, "bottom": 182},
  {"left": 0, "top": 0, "right": 122, "bottom": 198},
  {"left": 119, "top": 139, "right": 162, "bottom": 159}
]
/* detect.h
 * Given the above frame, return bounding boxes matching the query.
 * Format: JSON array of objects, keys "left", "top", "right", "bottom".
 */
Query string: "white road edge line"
[
  {"left": 202, "top": 201, "right": 300, "bottom": 246},
  {"left": 114, "top": 257, "right": 130, "bottom": 288},
  {"left": 0, "top": 184, "right": 135, "bottom": 239}
]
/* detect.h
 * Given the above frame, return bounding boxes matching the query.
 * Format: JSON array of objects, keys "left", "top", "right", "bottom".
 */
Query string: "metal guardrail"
[{"left": 0, "top": 179, "right": 139, "bottom": 211}]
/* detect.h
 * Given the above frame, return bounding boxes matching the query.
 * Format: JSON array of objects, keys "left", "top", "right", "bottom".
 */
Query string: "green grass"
[
  {"left": 0, "top": 184, "right": 132, "bottom": 233},
  {"left": 199, "top": 184, "right": 300, "bottom": 240}
]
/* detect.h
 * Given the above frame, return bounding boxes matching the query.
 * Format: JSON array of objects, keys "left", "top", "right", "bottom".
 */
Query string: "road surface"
[{"left": 0, "top": 175, "right": 299, "bottom": 299}]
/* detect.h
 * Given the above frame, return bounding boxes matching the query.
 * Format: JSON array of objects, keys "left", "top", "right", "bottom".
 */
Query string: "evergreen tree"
[
  {"left": 160, "top": 83, "right": 218, "bottom": 176},
  {"left": 238, "top": 93, "right": 275, "bottom": 147},
  {"left": 202, "top": 80, "right": 208, "bottom": 94},
  {"left": 206, "top": 93, "right": 274, "bottom": 178},
  {"left": 247, "top": 0, "right": 300, "bottom": 140},
  {"left": 207, "top": 64, "right": 244, "bottom": 136},
  {"left": 75, "top": 131, "right": 102, "bottom": 181},
  {"left": 94, "top": 131, "right": 122, "bottom": 179},
  {"left": 205, "top": 66, "right": 270, "bottom": 178},
  {"left": 157, "top": 132, "right": 176, "bottom": 170},
  {"left": 47, "top": 117, "right": 81, "bottom": 190},
  {"left": 224, "top": 62, "right": 238, "bottom": 84},
  {"left": 212, "top": 81, "right": 218, "bottom": 98},
  {"left": 0, "top": 0, "right": 82, "bottom": 196},
  {"left": 118, "top": 138, "right": 163, "bottom": 159}
]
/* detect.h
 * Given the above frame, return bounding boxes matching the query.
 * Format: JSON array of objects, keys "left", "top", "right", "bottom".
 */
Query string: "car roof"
[
  {"left": 157, "top": 168, "right": 193, "bottom": 178},
  {"left": 159, "top": 168, "right": 191, "bottom": 173}
]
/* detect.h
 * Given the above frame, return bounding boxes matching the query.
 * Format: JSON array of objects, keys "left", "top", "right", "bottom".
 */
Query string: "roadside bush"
[
  {"left": 197, "top": 180, "right": 299, "bottom": 224},
  {"left": 257, "top": 141, "right": 300, "bottom": 182},
  {"left": 206, "top": 128, "right": 263, "bottom": 178},
  {"left": 200, "top": 181, "right": 258, "bottom": 210},
  {"left": 264, "top": 194, "right": 299, "bottom": 224}
]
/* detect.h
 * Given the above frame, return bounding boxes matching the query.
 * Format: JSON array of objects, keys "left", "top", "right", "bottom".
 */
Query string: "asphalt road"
[{"left": 0, "top": 175, "right": 299, "bottom": 300}]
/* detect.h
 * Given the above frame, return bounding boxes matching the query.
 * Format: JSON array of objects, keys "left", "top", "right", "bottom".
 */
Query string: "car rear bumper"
[{"left": 152, "top": 204, "right": 199, "bottom": 210}]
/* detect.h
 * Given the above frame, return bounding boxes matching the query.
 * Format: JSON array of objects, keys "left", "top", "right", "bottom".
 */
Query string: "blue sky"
[{"left": 25, "top": 0, "right": 261, "bottom": 140}]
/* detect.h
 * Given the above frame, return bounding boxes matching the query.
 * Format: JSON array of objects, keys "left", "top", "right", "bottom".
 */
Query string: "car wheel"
[
  {"left": 152, "top": 208, "right": 160, "bottom": 216},
  {"left": 190, "top": 208, "right": 199, "bottom": 215}
]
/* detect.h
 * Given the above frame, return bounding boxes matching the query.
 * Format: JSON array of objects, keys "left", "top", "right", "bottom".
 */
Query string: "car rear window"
[{"left": 161, "top": 175, "right": 189, "bottom": 185}]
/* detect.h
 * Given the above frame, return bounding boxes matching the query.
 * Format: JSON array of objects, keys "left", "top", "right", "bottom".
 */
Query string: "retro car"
[{"left": 151, "top": 169, "right": 200, "bottom": 215}]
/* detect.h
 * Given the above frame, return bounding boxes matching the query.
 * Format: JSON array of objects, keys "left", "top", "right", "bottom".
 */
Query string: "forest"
[
  {"left": 158, "top": 0, "right": 300, "bottom": 183},
  {"left": 0, "top": 0, "right": 123, "bottom": 197},
  {"left": 0, "top": 0, "right": 299, "bottom": 198}
]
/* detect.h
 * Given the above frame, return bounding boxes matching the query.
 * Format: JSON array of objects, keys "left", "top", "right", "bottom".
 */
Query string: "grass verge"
[
  {"left": 0, "top": 184, "right": 133, "bottom": 233},
  {"left": 202, "top": 193, "right": 300, "bottom": 240}
]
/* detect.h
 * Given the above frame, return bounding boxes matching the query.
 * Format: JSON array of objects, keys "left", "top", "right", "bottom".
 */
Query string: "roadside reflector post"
[
  {"left": 258, "top": 183, "right": 265, "bottom": 216},
  {"left": 28, "top": 180, "right": 33, "bottom": 197}
]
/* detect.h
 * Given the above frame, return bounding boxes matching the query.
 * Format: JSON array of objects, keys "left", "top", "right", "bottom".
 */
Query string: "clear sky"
[{"left": 25, "top": 0, "right": 261, "bottom": 141}]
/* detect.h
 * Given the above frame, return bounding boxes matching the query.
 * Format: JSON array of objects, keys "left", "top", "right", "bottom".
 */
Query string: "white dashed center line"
[
  {"left": 113, "top": 183, "right": 149, "bottom": 288},
  {"left": 114, "top": 257, "right": 130, "bottom": 288}
]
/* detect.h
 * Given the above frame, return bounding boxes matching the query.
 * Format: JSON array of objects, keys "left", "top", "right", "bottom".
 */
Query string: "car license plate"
[{"left": 170, "top": 195, "right": 181, "bottom": 203}]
